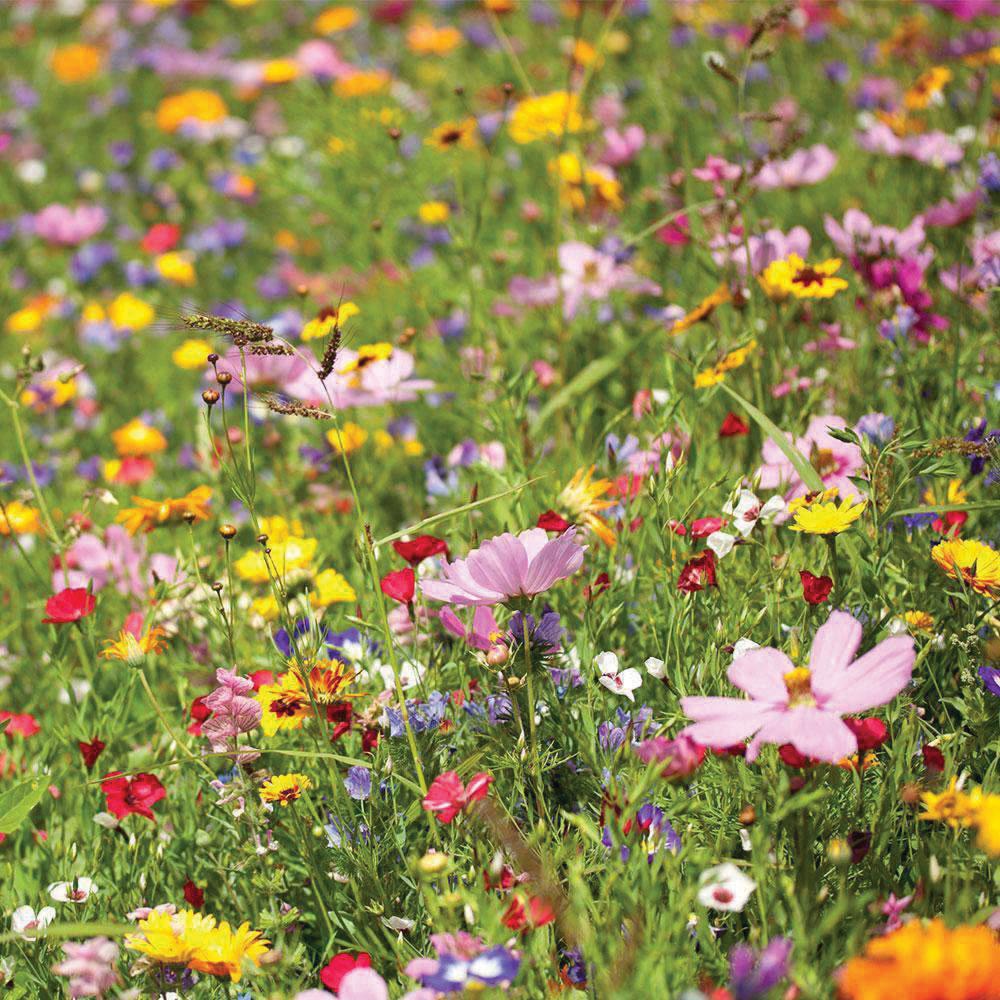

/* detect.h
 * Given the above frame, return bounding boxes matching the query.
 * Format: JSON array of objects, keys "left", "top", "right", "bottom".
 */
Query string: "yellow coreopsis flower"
[
  {"left": 406, "top": 20, "right": 463, "bottom": 55},
  {"left": 418, "top": 201, "right": 451, "bottom": 224},
  {"left": 427, "top": 117, "right": 478, "bottom": 151},
  {"left": 314, "top": 5, "right": 359, "bottom": 34},
  {"left": 694, "top": 340, "right": 757, "bottom": 388},
  {"left": 904, "top": 66, "right": 952, "bottom": 110},
  {"left": 156, "top": 90, "right": 228, "bottom": 133},
  {"left": 788, "top": 491, "right": 867, "bottom": 535},
  {"left": 108, "top": 293, "right": 155, "bottom": 331},
  {"left": 260, "top": 772, "right": 312, "bottom": 806},
  {"left": 920, "top": 777, "right": 978, "bottom": 828},
  {"left": 51, "top": 44, "right": 103, "bottom": 84},
  {"left": 759, "top": 254, "right": 848, "bottom": 301},
  {"left": 0, "top": 501, "right": 42, "bottom": 536},
  {"left": 508, "top": 91, "right": 583, "bottom": 144},
  {"left": 256, "top": 673, "right": 313, "bottom": 736},
  {"left": 172, "top": 338, "right": 214, "bottom": 370},
  {"left": 262, "top": 59, "right": 300, "bottom": 84},
  {"left": 156, "top": 252, "right": 196, "bottom": 286},
  {"left": 310, "top": 568, "right": 357, "bottom": 608},
  {"left": 334, "top": 71, "right": 391, "bottom": 98},
  {"left": 301, "top": 303, "right": 359, "bottom": 341},
  {"left": 671, "top": 284, "right": 731, "bottom": 335},
  {"left": 326, "top": 422, "right": 368, "bottom": 455},
  {"left": 112, "top": 418, "right": 168, "bottom": 458},
  {"left": 235, "top": 535, "right": 317, "bottom": 584},
  {"left": 99, "top": 627, "right": 168, "bottom": 665},
  {"left": 931, "top": 538, "right": 1000, "bottom": 598}
]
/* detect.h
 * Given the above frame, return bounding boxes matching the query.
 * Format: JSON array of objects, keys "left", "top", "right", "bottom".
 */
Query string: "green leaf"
[
  {"left": 0, "top": 779, "right": 48, "bottom": 835},
  {"left": 534, "top": 352, "right": 626, "bottom": 432},
  {"left": 890, "top": 500, "right": 1000, "bottom": 518},
  {"left": 717, "top": 382, "right": 824, "bottom": 492}
]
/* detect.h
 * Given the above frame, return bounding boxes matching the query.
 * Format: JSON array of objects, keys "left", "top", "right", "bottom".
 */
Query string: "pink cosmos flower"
[
  {"left": 691, "top": 154, "right": 742, "bottom": 184},
  {"left": 756, "top": 414, "right": 864, "bottom": 502},
  {"left": 421, "top": 527, "right": 586, "bottom": 606},
  {"left": 823, "top": 209, "right": 929, "bottom": 261},
  {"left": 856, "top": 122, "right": 963, "bottom": 168},
  {"left": 923, "top": 190, "right": 980, "bottom": 227},
  {"left": 558, "top": 242, "right": 660, "bottom": 320},
  {"left": 680, "top": 611, "right": 914, "bottom": 762},
  {"left": 439, "top": 605, "right": 501, "bottom": 651},
  {"left": 33, "top": 204, "right": 107, "bottom": 246},
  {"left": 710, "top": 226, "right": 811, "bottom": 276},
  {"left": 754, "top": 144, "right": 837, "bottom": 190},
  {"left": 600, "top": 124, "right": 646, "bottom": 167},
  {"left": 422, "top": 771, "right": 494, "bottom": 823}
]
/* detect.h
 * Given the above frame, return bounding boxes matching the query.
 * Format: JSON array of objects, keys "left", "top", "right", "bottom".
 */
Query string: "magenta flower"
[
  {"left": 756, "top": 414, "right": 864, "bottom": 502},
  {"left": 421, "top": 528, "right": 585, "bottom": 607},
  {"left": 754, "top": 144, "right": 837, "bottom": 191},
  {"left": 680, "top": 611, "right": 914, "bottom": 762},
  {"left": 422, "top": 771, "right": 494, "bottom": 823}
]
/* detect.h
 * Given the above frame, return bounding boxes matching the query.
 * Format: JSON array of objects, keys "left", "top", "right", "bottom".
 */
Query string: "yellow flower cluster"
[
  {"left": 921, "top": 778, "right": 1000, "bottom": 857},
  {"left": 0, "top": 501, "right": 42, "bottom": 536},
  {"left": 508, "top": 91, "right": 583, "bottom": 145},
  {"left": 549, "top": 153, "right": 623, "bottom": 212},
  {"left": 127, "top": 908, "right": 268, "bottom": 983}
]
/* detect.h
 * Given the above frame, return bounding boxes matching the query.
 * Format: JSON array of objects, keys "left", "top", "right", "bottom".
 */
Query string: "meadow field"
[{"left": 0, "top": 0, "right": 998, "bottom": 997}]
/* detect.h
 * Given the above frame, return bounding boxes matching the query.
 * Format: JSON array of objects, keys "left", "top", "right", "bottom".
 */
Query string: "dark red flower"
[
  {"left": 922, "top": 745, "right": 945, "bottom": 772},
  {"left": 719, "top": 412, "right": 750, "bottom": 437},
  {"left": 320, "top": 952, "right": 372, "bottom": 992},
  {"left": 78, "top": 738, "right": 106, "bottom": 770},
  {"left": 100, "top": 771, "right": 166, "bottom": 821},
  {"left": 799, "top": 570, "right": 834, "bottom": 605},
  {"left": 501, "top": 893, "right": 556, "bottom": 932},
  {"left": 778, "top": 744, "right": 815, "bottom": 769},
  {"left": 187, "top": 696, "right": 212, "bottom": 736},
  {"left": 183, "top": 880, "right": 204, "bottom": 909},
  {"left": 392, "top": 535, "right": 449, "bottom": 565},
  {"left": 0, "top": 712, "right": 40, "bottom": 739},
  {"left": 844, "top": 717, "right": 888, "bottom": 752},
  {"left": 380, "top": 567, "right": 415, "bottom": 603},
  {"left": 583, "top": 572, "right": 611, "bottom": 601},
  {"left": 537, "top": 510, "right": 571, "bottom": 532},
  {"left": 327, "top": 702, "right": 352, "bottom": 741},
  {"left": 677, "top": 551, "right": 717, "bottom": 592},
  {"left": 848, "top": 829, "right": 872, "bottom": 864},
  {"left": 668, "top": 519, "right": 688, "bottom": 536},
  {"left": 42, "top": 588, "right": 96, "bottom": 625},
  {"left": 361, "top": 727, "right": 380, "bottom": 754}
]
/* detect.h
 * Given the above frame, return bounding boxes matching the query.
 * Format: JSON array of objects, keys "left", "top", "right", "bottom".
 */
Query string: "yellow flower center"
[
  {"left": 811, "top": 446, "right": 838, "bottom": 478},
  {"left": 783, "top": 667, "right": 816, "bottom": 707}
]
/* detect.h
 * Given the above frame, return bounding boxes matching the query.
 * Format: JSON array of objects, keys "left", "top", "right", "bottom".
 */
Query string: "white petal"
[
  {"left": 644, "top": 657, "right": 665, "bottom": 679},
  {"left": 594, "top": 651, "right": 619, "bottom": 677}
]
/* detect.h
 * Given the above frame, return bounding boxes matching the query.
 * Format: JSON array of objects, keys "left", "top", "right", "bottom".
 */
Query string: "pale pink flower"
[
  {"left": 680, "top": 611, "right": 914, "bottom": 762},
  {"left": 754, "top": 144, "right": 837, "bottom": 190},
  {"left": 710, "top": 226, "right": 811, "bottom": 276},
  {"left": 421, "top": 528, "right": 585, "bottom": 606},
  {"left": 33, "top": 204, "right": 107, "bottom": 246},
  {"left": 855, "top": 122, "right": 963, "bottom": 168},
  {"left": 600, "top": 125, "right": 646, "bottom": 167},
  {"left": 756, "top": 414, "right": 864, "bottom": 502},
  {"left": 595, "top": 651, "right": 643, "bottom": 702},
  {"left": 202, "top": 668, "right": 262, "bottom": 761},
  {"left": 52, "top": 937, "right": 121, "bottom": 999},
  {"left": 558, "top": 242, "right": 660, "bottom": 320},
  {"left": 691, "top": 154, "right": 742, "bottom": 183}
]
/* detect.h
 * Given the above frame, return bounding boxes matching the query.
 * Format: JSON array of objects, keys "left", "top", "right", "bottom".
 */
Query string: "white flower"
[
  {"left": 595, "top": 652, "right": 643, "bottom": 702},
  {"left": 696, "top": 863, "right": 757, "bottom": 912},
  {"left": 731, "top": 638, "right": 761, "bottom": 661},
  {"left": 644, "top": 656, "right": 666, "bottom": 680},
  {"left": 11, "top": 905, "right": 55, "bottom": 940},
  {"left": 706, "top": 530, "right": 736, "bottom": 559},
  {"left": 724, "top": 489, "right": 785, "bottom": 537},
  {"left": 48, "top": 877, "right": 96, "bottom": 904}
]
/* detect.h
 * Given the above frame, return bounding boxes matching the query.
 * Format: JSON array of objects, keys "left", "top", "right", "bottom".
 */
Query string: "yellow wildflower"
[
  {"left": 418, "top": 201, "right": 451, "bottom": 224},
  {"left": 557, "top": 466, "right": 616, "bottom": 547},
  {"left": 0, "top": 501, "right": 43, "bottom": 536},
  {"left": 99, "top": 627, "right": 168, "bottom": 665},
  {"left": 406, "top": 20, "right": 463, "bottom": 55},
  {"left": 931, "top": 538, "right": 1000, "bottom": 598},
  {"left": 172, "top": 339, "right": 214, "bottom": 370},
  {"left": 310, "top": 568, "right": 357, "bottom": 608},
  {"left": 156, "top": 252, "right": 196, "bottom": 286},
  {"left": 51, "top": 44, "right": 103, "bottom": 84},
  {"left": 260, "top": 773, "right": 312, "bottom": 806},
  {"left": 759, "top": 254, "right": 848, "bottom": 301},
  {"left": 326, "top": 422, "right": 368, "bottom": 455},
  {"left": 788, "top": 491, "right": 867, "bottom": 535},
  {"left": 508, "top": 91, "right": 583, "bottom": 144},
  {"left": 427, "top": 118, "right": 478, "bottom": 151},
  {"left": 904, "top": 66, "right": 952, "bottom": 110},
  {"left": 111, "top": 419, "right": 168, "bottom": 458},
  {"left": 334, "top": 71, "right": 391, "bottom": 98},
  {"left": 108, "top": 292, "right": 155, "bottom": 331},
  {"left": 314, "top": 6, "right": 359, "bottom": 34},
  {"left": 117, "top": 486, "right": 213, "bottom": 535},
  {"left": 156, "top": 90, "right": 228, "bottom": 133}
]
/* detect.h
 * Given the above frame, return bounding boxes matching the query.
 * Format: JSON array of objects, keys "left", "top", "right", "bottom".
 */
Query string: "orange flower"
[
  {"left": 156, "top": 90, "right": 228, "bottom": 133},
  {"left": 838, "top": 919, "right": 1000, "bottom": 1000},
  {"left": 117, "top": 486, "right": 213, "bottom": 535},
  {"left": 100, "top": 627, "right": 168, "bottom": 665},
  {"left": 51, "top": 44, "right": 103, "bottom": 84}
]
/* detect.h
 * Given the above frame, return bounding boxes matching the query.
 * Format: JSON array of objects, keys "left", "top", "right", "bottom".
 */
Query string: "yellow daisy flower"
[
  {"left": 931, "top": 538, "right": 1000, "bottom": 598},
  {"left": 759, "top": 254, "right": 848, "bottom": 301},
  {"left": 788, "top": 491, "right": 867, "bottom": 535},
  {"left": 260, "top": 772, "right": 312, "bottom": 806}
]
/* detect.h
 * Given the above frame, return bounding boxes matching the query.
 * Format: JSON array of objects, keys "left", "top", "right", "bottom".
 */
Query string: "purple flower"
[
  {"left": 979, "top": 665, "right": 1000, "bottom": 698},
  {"left": 344, "top": 766, "right": 372, "bottom": 800},
  {"left": 728, "top": 937, "right": 792, "bottom": 1000},
  {"left": 856, "top": 412, "right": 895, "bottom": 446},
  {"left": 417, "top": 946, "right": 521, "bottom": 993}
]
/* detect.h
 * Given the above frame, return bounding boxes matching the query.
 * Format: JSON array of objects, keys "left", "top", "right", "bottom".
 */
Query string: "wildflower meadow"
[{"left": 2, "top": 0, "right": 1000, "bottom": 997}]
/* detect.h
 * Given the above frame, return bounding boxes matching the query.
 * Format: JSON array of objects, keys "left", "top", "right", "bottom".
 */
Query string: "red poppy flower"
[
  {"left": 537, "top": 510, "right": 571, "bottom": 532},
  {"left": 422, "top": 770, "right": 493, "bottom": 824},
  {"left": 719, "top": 412, "right": 750, "bottom": 437},
  {"left": 583, "top": 572, "right": 611, "bottom": 601},
  {"left": 183, "top": 880, "right": 205, "bottom": 909},
  {"left": 677, "top": 551, "right": 717, "bottom": 592},
  {"left": 690, "top": 516, "right": 727, "bottom": 538},
  {"left": 799, "top": 570, "right": 834, "bottom": 605},
  {"left": 844, "top": 716, "right": 888, "bottom": 752},
  {"left": 100, "top": 771, "right": 166, "bottom": 821},
  {"left": 320, "top": 952, "right": 372, "bottom": 992},
  {"left": 78, "top": 738, "right": 106, "bottom": 770},
  {"left": 109, "top": 456, "right": 156, "bottom": 486},
  {"left": 392, "top": 535, "right": 449, "bottom": 565},
  {"left": 922, "top": 745, "right": 945, "bottom": 772},
  {"left": 187, "top": 696, "right": 212, "bottom": 736},
  {"left": 250, "top": 669, "right": 274, "bottom": 690},
  {"left": 778, "top": 744, "right": 815, "bottom": 769},
  {"left": 0, "top": 712, "right": 40, "bottom": 739},
  {"left": 42, "top": 588, "right": 96, "bottom": 625},
  {"left": 380, "top": 568, "right": 415, "bottom": 604},
  {"left": 140, "top": 222, "right": 181, "bottom": 254},
  {"left": 501, "top": 893, "right": 556, "bottom": 931}
]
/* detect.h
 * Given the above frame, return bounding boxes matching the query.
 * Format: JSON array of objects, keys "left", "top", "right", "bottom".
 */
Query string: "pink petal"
[
  {"left": 820, "top": 635, "right": 915, "bottom": 714},
  {"left": 727, "top": 647, "right": 793, "bottom": 702},
  {"left": 808, "top": 610, "right": 863, "bottom": 697},
  {"left": 750, "top": 707, "right": 856, "bottom": 763},
  {"left": 680, "top": 698, "right": 779, "bottom": 747}
]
